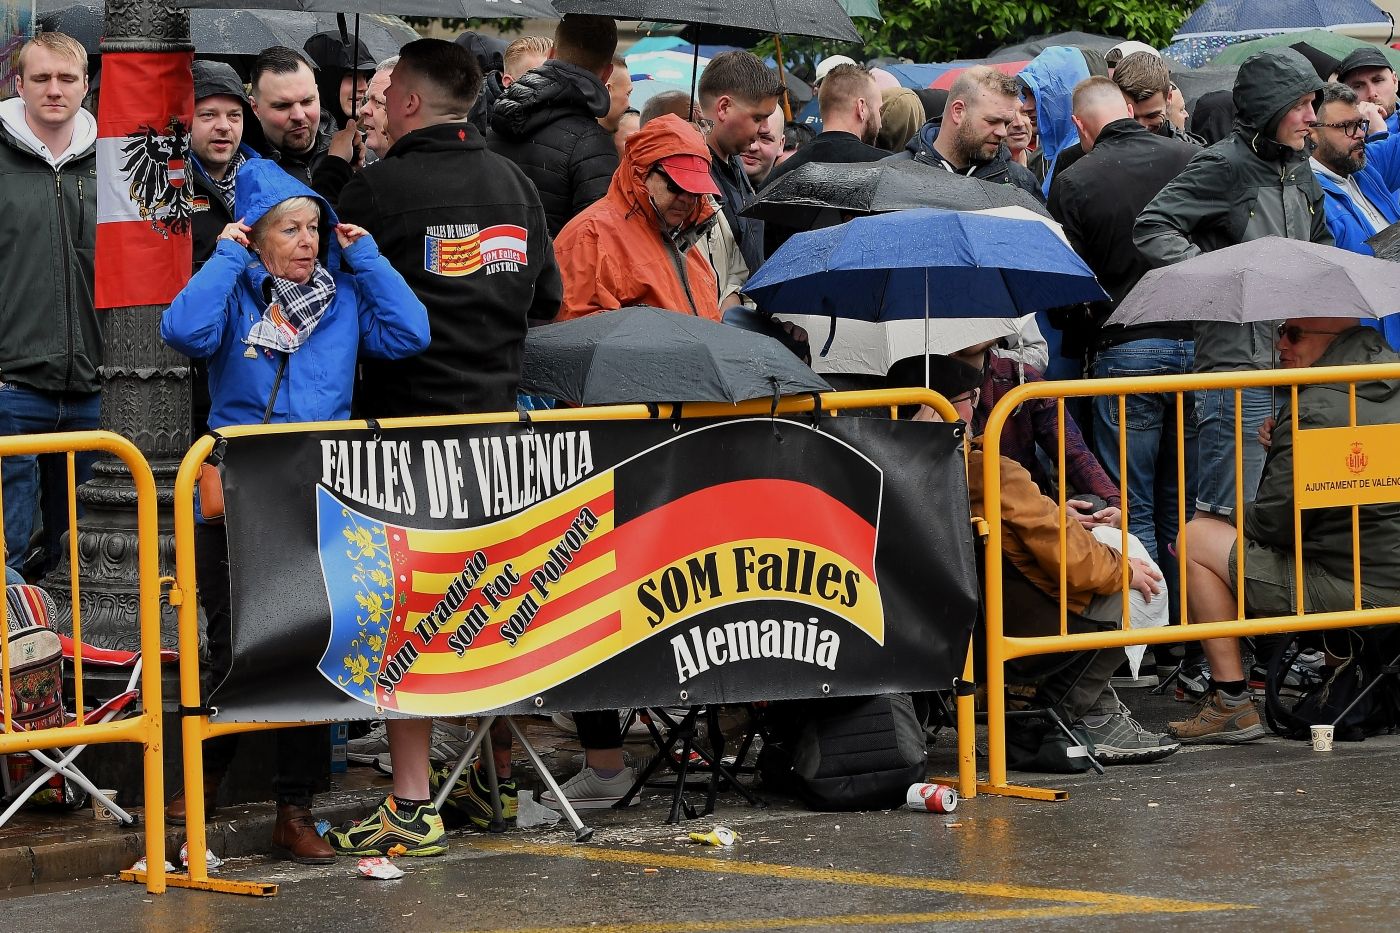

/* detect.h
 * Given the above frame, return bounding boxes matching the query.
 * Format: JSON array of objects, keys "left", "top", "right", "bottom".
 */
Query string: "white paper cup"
[
  {"left": 1310, "top": 725, "right": 1335, "bottom": 752},
  {"left": 92, "top": 789, "right": 120, "bottom": 821}
]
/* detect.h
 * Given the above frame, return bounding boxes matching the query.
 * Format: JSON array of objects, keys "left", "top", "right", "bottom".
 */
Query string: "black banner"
[{"left": 210, "top": 416, "right": 977, "bottom": 721}]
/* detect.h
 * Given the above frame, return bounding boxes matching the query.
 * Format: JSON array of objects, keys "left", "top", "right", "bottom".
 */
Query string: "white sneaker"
[
  {"left": 539, "top": 767, "right": 639, "bottom": 811},
  {"left": 346, "top": 720, "right": 389, "bottom": 765},
  {"left": 369, "top": 722, "right": 475, "bottom": 775}
]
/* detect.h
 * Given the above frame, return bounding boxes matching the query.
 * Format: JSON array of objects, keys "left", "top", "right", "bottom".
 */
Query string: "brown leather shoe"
[
  {"left": 272, "top": 805, "right": 336, "bottom": 864},
  {"left": 167, "top": 773, "right": 224, "bottom": 826}
]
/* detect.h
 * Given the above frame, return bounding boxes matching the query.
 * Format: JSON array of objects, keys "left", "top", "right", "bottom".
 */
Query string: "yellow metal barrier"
[
  {"left": 163, "top": 389, "right": 971, "bottom": 896},
  {"left": 0, "top": 431, "right": 166, "bottom": 893},
  {"left": 979, "top": 363, "right": 1400, "bottom": 799}
]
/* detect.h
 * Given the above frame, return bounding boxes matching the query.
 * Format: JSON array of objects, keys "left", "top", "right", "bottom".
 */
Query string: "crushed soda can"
[
  {"left": 178, "top": 841, "right": 224, "bottom": 872},
  {"left": 688, "top": 826, "right": 740, "bottom": 846},
  {"left": 906, "top": 782, "right": 958, "bottom": 814},
  {"left": 357, "top": 856, "right": 405, "bottom": 880},
  {"left": 127, "top": 857, "right": 178, "bottom": 874}
]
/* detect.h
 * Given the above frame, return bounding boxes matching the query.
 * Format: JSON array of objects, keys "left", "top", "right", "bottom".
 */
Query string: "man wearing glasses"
[
  {"left": 1171, "top": 318, "right": 1400, "bottom": 743},
  {"left": 1310, "top": 83, "right": 1400, "bottom": 256}
]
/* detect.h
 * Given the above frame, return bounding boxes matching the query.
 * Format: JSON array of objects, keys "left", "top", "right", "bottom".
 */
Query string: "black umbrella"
[
  {"left": 521, "top": 307, "right": 832, "bottom": 406},
  {"left": 742, "top": 160, "right": 1051, "bottom": 229},
  {"left": 553, "top": 0, "right": 860, "bottom": 43},
  {"left": 40, "top": 2, "right": 417, "bottom": 58},
  {"left": 178, "top": 0, "right": 558, "bottom": 20}
]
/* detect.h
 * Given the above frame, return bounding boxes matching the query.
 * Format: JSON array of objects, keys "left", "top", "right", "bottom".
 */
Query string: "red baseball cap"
[{"left": 655, "top": 153, "right": 721, "bottom": 195}]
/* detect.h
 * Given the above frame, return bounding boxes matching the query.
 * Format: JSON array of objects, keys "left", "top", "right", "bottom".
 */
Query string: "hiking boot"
[
  {"left": 327, "top": 796, "right": 447, "bottom": 857},
  {"left": 1167, "top": 690, "right": 1265, "bottom": 744},
  {"left": 434, "top": 763, "right": 518, "bottom": 831},
  {"left": 540, "top": 766, "right": 640, "bottom": 811},
  {"left": 1078, "top": 705, "right": 1180, "bottom": 765},
  {"left": 167, "top": 771, "right": 224, "bottom": 825},
  {"left": 271, "top": 804, "right": 336, "bottom": 864}
]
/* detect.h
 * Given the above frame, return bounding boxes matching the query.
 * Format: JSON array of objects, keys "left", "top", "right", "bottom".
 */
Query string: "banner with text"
[{"left": 210, "top": 417, "right": 977, "bottom": 721}]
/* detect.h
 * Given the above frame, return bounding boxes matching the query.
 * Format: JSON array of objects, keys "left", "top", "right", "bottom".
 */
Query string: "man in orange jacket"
[{"left": 554, "top": 113, "right": 721, "bottom": 319}]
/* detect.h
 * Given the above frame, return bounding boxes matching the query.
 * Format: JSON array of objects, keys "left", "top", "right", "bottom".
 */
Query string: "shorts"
[{"left": 1228, "top": 539, "right": 1400, "bottom": 616}]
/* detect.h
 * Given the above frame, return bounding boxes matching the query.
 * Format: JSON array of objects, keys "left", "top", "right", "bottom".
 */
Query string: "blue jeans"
[
  {"left": 1193, "top": 384, "right": 1272, "bottom": 518},
  {"left": 0, "top": 383, "right": 101, "bottom": 579},
  {"left": 1091, "top": 339, "right": 1198, "bottom": 563}
]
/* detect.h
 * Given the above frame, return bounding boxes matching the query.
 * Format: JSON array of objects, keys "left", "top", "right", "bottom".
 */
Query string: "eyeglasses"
[
  {"left": 1276, "top": 323, "right": 1336, "bottom": 344},
  {"left": 650, "top": 168, "right": 693, "bottom": 197},
  {"left": 1312, "top": 118, "right": 1370, "bottom": 137}
]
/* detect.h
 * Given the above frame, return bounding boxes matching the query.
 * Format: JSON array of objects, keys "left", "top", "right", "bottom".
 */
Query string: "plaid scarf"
[
  {"left": 211, "top": 150, "right": 245, "bottom": 214},
  {"left": 245, "top": 262, "right": 337, "bottom": 354}
]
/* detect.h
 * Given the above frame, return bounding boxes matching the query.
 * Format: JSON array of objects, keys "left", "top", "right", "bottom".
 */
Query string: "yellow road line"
[
  {"left": 469, "top": 840, "right": 1248, "bottom": 913},
  {"left": 471, "top": 904, "right": 1220, "bottom": 933}
]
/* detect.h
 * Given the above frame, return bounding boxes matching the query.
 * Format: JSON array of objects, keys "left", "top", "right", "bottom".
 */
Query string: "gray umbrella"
[
  {"left": 742, "top": 160, "right": 1051, "bottom": 229},
  {"left": 1106, "top": 236, "right": 1400, "bottom": 327},
  {"left": 177, "top": 0, "right": 558, "bottom": 20},
  {"left": 522, "top": 307, "right": 832, "bottom": 406}
]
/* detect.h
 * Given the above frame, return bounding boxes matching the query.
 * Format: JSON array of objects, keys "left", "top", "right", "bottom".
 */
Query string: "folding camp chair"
[
  {"left": 615, "top": 706, "right": 767, "bottom": 823},
  {"left": 1, "top": 583, "right": 175, "bottom": 828}
]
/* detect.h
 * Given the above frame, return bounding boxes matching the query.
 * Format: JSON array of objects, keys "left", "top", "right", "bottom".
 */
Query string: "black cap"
[
  {"left": 1338, "top": 46, "right": 1393, "bottom": 80},
  {"left": 885, "top": 354, "right": 983, "bottom": 400},
  {"left": 193, "top": 59, "right": 249, "bottom": 105},
  {"left": 304, "top": 30, "right": 376, "bottom": 73}
]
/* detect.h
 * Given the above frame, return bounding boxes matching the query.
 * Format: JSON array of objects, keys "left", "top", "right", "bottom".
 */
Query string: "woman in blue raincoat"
[{"left": 160, "top": 159, "right": 428, "bottom": 865}]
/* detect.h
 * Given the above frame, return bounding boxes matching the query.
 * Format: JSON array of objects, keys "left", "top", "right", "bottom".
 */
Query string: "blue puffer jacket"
[
  {"left": 1316, "top": 130, "right": 1400, "bottom": 349},
  {"left": 1018, "top": 46, "right": 1089, "bottom": 198},
  {"left": 161, "top": 160, "right": 430, "bottom": 429}
]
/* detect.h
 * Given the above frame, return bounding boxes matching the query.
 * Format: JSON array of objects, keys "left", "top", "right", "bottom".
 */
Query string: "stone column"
[{"left": 43, "top": 0, "right": 194, "bottom": 652}]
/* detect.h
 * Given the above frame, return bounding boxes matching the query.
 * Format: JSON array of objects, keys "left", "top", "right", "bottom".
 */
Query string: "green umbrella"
[
  {"left": 840, "top": 0, "right": 880, "bottom": 21},
  {"left": 1210, "top": 28, "right": 1400, "bottom": 70}
]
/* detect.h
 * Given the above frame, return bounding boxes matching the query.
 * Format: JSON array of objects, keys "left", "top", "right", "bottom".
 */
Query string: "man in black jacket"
[
  {"left": 487, "top": 15, "right": 619, "bottom": 237},
  {"left": 248, "top": 46, "right": 360, "bottom": 202},
  {"left": 333, "top": 39, "right": 562, "bottom": 856},
  {"left": 886, "top": 65, "right": 1041, "bottom": 200},
  {"left": 0, "top": 32, "right": 99, "bottom": 581},
  {"left": 698, "top": 51, "right": 783, "bottom": 274},
  {"left": 764, "top": 63, "right": 886, "bottom": 253},
  {"left": 1048, "top": 75, "right": 1198, "bottom": 632},
  {"left": 189, "top": 60, "right": 257, "bottom": 268}
]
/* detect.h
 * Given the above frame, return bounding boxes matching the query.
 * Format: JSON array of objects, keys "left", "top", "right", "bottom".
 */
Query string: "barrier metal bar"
[
  {"left": 164, "top": 389, "right": 972, "bottom": 895},
  {"left": 0, "top": 431, "right": 165, "bottom": 893},
  {"left": 981, "top": 363, "right": 1400, "bottom": 797}
]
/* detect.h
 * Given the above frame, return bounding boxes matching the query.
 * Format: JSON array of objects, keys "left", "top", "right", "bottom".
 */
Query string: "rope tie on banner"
[
  {"left": 177, "top": 704, "right": 215, "bottom": 718},
  {"left": 807, "top": 392, "right": 824, "bottom": 428},
  {"left": 770, "top": 379, "right": 783, "bottom": 440},
  {"left": 671, "top": 402, "right": 683, "bottom": 432},
  {"left": 365, "top": 418, "right": 382, "bottom": 441},
  {"left": 519, "top": 409, "right": 536, "bottom": 433},
  {"left": 205, "top": 431, "right": 226, "bottom": 466},
  {"left": 645, "top": 402, "right": 660, "bottom": 419}
]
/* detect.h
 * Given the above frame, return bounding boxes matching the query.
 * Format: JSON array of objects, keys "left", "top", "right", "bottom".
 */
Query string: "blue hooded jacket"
[
  {"left": 161, "top": 160, "right": 430, "bottom": 429},
  {"left": 1317, "top": 130, "right": 1400, "bottom": 348},
  {"left": 1019, "top": 47, "right": 1089, "bottom": 198}
]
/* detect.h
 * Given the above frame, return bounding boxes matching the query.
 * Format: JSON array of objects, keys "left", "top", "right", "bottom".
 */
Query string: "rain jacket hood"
[
  {"left": 234, "top": 157, "right": 341, "bottom": 270},
  {"left": 1018, "top": 46, "right": 1088, "bottom": 196},
  {"left": 1233, "top": 48, "right": 1324, "bottom": 163},
  {"left": 613, "top": 114, "right": 717, "bottom": 234},
  {"left": 304, "top": 30, "right": 375, "bottom": 128}
]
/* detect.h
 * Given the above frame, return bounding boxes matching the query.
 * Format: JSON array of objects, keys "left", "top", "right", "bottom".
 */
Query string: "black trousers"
[
  {"left": 195, "top": 522, "right": 325, "bottom": 808},
  {"left": 573, "top": 710, "right": 622, "bottom": 750}
]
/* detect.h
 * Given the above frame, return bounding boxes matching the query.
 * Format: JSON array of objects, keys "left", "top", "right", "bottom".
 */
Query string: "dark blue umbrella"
[
  {"left": 744, "top": 207, "right": 1107, "bottom": 323},
  {"left": 1172, "top": 0, "right": 1389, "bottom": 40}
]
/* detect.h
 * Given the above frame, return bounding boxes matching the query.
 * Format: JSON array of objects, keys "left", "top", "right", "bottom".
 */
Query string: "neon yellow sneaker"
[{"left": 327, "top": 795, "right": 447, "bottom": 856}]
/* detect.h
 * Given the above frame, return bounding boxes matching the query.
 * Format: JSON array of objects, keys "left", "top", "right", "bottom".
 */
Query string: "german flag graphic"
[{"left": 315, "top": 421, "right": 885, "bottom": 714}]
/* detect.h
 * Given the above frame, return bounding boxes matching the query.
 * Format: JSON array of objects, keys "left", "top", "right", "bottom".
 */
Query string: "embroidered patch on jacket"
[{"left": 423, "top": 224, "right": 528, "bottom": 277}]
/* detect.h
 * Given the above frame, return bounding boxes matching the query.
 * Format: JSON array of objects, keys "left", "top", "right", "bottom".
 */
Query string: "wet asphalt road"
[{"left": 5, "top": 695, "right": 1400, "bottom": 932}]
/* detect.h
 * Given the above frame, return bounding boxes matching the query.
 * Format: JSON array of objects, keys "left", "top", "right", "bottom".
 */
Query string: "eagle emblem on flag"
[{"left": 119, "top": 115, "right": 193, "bottom": 238}]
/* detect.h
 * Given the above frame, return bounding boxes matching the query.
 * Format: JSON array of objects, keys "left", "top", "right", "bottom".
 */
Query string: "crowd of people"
[{"left": 4, "top": 19, "right": 1400, "bottom": 863}]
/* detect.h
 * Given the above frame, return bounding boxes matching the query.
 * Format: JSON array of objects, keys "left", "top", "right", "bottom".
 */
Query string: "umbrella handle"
[{"left": 773, "top": 35, "right": 793, "bottom": 122}]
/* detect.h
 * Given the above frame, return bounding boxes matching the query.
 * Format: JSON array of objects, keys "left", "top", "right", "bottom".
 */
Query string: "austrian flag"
[{"left": 94, "top": 52, "right": 194, "bottom": 308}]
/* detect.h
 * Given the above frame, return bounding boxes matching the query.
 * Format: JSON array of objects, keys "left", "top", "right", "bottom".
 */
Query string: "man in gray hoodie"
[
  {"left": 0, "top": 32, "right": 98, "bottom": 581},
  {"left": 1135, "top": 48, "right": 1331, "bottom": 526}
]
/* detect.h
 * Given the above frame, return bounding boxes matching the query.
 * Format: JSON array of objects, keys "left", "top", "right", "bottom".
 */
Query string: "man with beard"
[
  {"left": 1338, "top": 46, "right": 1400, "bottom": 136},
  {"left": 1310, "top": 82, "right": 1400, "bottom": 347},
  {"left": 889, "top": 65, "right": 1041, "bottom": 199},
  {"left": 248, "top": 46, "right": 360, "bottom": 199}
]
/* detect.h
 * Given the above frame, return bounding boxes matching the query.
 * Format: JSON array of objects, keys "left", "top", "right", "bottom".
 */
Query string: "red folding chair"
[{"left": 1, "top": 583, "right": 176, "bottom": 828}]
